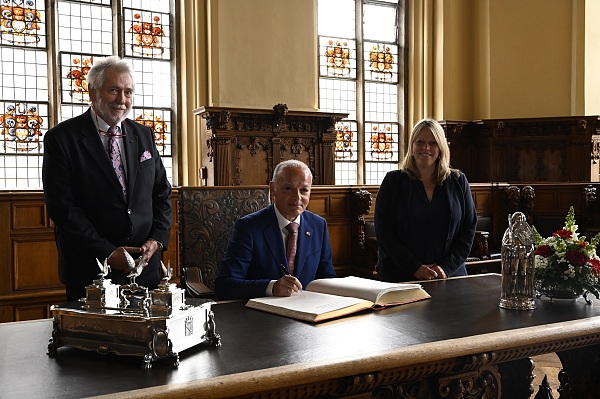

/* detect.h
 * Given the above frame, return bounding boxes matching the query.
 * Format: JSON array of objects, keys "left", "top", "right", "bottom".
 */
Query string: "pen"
[{"left": 279, "top": 263, "right": 290, "bottom": 276}]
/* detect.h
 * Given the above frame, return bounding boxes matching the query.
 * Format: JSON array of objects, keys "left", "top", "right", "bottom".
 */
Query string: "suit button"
[{"left": 127, "top": 209, "right": 132, "bottom": 214}]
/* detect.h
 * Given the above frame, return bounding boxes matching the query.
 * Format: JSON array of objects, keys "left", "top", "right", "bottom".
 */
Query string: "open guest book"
[{"left": 246, "top": 276, "right": 431, "bottom": 323}]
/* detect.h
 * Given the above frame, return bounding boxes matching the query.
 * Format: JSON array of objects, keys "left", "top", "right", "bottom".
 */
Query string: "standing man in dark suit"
[
  {"left": 215, "top": 160, "right": 336, "bottom": 300},
  {"left": 43, "top": 56, "right": 172, "bottom": 301}
]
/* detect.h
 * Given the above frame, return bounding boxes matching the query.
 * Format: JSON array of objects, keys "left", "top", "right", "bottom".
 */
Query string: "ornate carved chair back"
[{"left": 179, "top": 186, "right": 271, "bottom": 298}]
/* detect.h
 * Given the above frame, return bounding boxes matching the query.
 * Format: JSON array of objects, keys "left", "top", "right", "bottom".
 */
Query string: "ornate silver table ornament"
[
  {"left": 48, "top": 256, "right": 221, "bottom": 368},
  {"left": 119, "top": 252, "right": 151, "bottom": 311},
  {"left": 85, "top": 258, "right": 120, "bottom": 309},
  {"left": 499, "top": 212, "right": 537, "bottom": 310},
  {"left": 151, "top": 262, "right": 185, "bottom": 314}
]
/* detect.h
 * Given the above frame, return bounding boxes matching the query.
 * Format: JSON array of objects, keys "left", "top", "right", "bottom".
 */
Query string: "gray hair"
[
  {"left": 86, "top": 56, "right": 134, "bottom": 91},
  {"left": 271, "top": 159, "right": 313, "bottom": 182}
]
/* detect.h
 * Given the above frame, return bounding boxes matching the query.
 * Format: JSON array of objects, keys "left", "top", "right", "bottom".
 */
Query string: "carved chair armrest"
[
  {"left": 181, "top": 266, "right": 216, "bottom": 299},
  {"left": 469, "top": 231, "right": 490, "bottom": 260}
]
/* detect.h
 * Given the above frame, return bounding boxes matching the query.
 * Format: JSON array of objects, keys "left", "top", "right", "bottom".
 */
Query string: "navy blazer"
[
  {"left": 215, "top": 205, "right": 336, "bottom": 300},
  {"left": 42, "top": 109, "right": 172, "bottom": 299},
  {"left": 374, "top": 169, "right": 477, "bottom": 282}
]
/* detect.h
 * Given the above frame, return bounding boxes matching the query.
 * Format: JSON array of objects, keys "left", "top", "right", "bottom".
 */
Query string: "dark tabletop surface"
[{"left": 1, "top": 274, "right": 599, "bottom": 398}]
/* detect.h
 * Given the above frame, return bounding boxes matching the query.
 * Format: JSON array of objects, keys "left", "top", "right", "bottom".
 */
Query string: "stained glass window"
[
  {"left": 318, "top": 0, "right": 402, "bottom": 185},
  {"left": 0, "top": 0, "right": 47, "bottom": 48},
  {"left": 0, "top": 0, "right": 176, "bottom": 189}
]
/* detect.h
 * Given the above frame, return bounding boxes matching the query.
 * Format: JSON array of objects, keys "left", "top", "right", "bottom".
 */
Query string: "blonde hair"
[{"left": 401, "top": 117, "right": 458, "bottom": 184}]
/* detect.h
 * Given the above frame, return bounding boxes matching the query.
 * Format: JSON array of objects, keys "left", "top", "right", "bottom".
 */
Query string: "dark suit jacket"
[
  {"left": 42, "top": 109, "right": 172, "bottom": 300},
  {"left": 214, "top": 205, "right": 336, "bottom": 300},
  {"left": 374, "top": 169, "right": 477, "bottom": 282}
]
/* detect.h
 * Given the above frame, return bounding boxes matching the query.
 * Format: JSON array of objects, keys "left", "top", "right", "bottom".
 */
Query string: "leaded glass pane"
[
  {"left": 319, "top": 78, "right": 356, "bottom": 120},
  {"left": 365, "top": 122, "right": 398, "bottom": 162},
  {"left": 59, "top": 52, "right": 96, "bottom": 104},
  {"left": 0, "top": 47, "right": 48, "bottom": 101},
  {"left": 60, "top": 104, "right": 89, "bottom": 122},
  {"left": 334, "top": 120, "right": 357, "bottom": 161},
  {"left": 57, "top": 1, "right": 112, "bottom": 54},
  {"left": 365, "top": 82, "right": 397, "bottom": 122},
  {"left": 0, "top": 0, "right": 46, "bottom": 48},
  {"left": 70, "top": 0, "right": 110, "bottom": 4},
  {"left": 124, "top": 8, "right": 171, "bottom": 60},
  {"left": 319, "top": 36, "right": 356, "bottom": 79},
  {"left": 335, "top": 160, "right": 357, "bottom": 185},
  {"left": 131, "top": 107, "right": 172, "bottom": 157},
  {"left": 365, "top": 161, "right": 395, "bottom": 185},
  {"left": 130, "top": 58, "right": 171, "bottom": 108},
  {"left": 0, "top": 101, "right": 48, "bottom": 154},
  {"left": 318, "top": 0, "right": 355, "bottom": 38},
  {"left": 363, "top": 2, "right": 397, "bottom": 42},
  {"left": 365, "top": 42, "right": 398, "bottom": 83},
  {"left": 124, "top": 0, "right": 170, "bottom": 13},
  {"left": 0, "top": 154, "right": 43, "bottom": 188}
]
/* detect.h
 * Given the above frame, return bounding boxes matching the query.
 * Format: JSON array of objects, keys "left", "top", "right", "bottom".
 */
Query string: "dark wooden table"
[{"left": 2, "top": 274, "right": 600, "bottom": 398}]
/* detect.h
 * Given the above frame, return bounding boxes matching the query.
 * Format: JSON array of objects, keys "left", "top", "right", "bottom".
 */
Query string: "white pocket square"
[{"left": 140, "top": 150, "right": 152, "bottom": 162}]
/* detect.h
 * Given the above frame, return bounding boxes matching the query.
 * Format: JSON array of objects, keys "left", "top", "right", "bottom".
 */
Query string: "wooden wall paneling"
[
  {"left": 15, "top": 304, "right": 50, "bottom": 321},
  {"left": 0, "top": 193, "right": 67, "bottom": 322},
  {"left": 444, "top": 116, "right": 600, "bottom": 183},
  {"left": 306, "top": 186, "right": 353, "bottom": 276},
  {"left": 11, "top": 199, "right": 61, "bottom": 291},
  {"left": 0, "top": 200, "right": 11, "bottom": 294},
  {"left": 13, "top": 237, "right": 61, "bottom": 290},
  {"left": 522, "top": 183, "right": 587, "bottom": 237},
  {"left": 236, "top": 136, "right": 271, "bottom": 185},
  {"left": 0, "top": 307, "right": 11, "bottom": 322},
  {"left": 441, "top": 120, "right": 473, "bottom": 180}
]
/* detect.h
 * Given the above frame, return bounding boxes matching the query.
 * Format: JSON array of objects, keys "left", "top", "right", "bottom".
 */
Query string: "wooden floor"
[{"left": 532, "top": 353, "right": 562, "bottom": 394}]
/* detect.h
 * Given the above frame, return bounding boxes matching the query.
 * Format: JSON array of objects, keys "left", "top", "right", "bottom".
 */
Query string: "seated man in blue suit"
[{"left": 215, "top": 159, "right": 336, "bottom": 300}]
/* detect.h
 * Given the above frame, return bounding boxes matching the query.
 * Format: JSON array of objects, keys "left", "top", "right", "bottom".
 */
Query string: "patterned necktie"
[
  {"left": 285, "top": 222, "right": 299, "bottom": 275},
  {"left": 107, "top": 126, "right": 127, "bottom": 198}
]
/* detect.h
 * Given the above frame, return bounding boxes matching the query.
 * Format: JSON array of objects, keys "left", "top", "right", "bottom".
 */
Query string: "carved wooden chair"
[{"left": 179, "top": 186, "right": 271, "bottom": 298}]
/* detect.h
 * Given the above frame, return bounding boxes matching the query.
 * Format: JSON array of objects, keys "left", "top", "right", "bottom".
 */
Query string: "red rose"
[
  {"left": 553, "top": 229, "right": 572, "bottom": 239},
  {"left": 535, "top": 245, "right": 553, "bottom": 257},
  {"left": 589, "top": 258, "right": 600, "bottom": 276},
  {"left": 566, "top": 249, "right": 587, "bottom": 266}
]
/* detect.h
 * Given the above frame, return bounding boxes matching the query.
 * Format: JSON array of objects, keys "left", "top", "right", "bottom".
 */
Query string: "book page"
[
  {"left": 246, "top": 291, "right": 373, "bottom": 322},
  {"left": 306, "top": 276, "right": 423, "bottom": 304}
]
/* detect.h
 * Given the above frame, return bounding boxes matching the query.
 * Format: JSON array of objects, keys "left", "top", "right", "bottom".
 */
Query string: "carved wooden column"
[{"left": 194, "top": 104, "right": 347, "bottom": 186}]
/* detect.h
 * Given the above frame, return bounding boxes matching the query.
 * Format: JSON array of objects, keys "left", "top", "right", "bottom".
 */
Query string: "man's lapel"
[
  {"left": 79, "top": 110, "right": 125, "bottom": 198},
  {"left": 122, "top": 120, "right": 139, "bottom": 200}
]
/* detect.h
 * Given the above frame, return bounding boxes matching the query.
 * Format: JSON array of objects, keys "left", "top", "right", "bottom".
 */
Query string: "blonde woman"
[{"left": 374, "top": 118, "right": 477, "bottom": 282}]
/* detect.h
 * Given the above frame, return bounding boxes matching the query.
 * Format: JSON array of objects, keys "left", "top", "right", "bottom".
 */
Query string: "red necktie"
[
  {"left": 285, "top": 222, "right": 298, "bottom": 275},
  {"left": 107, "top": 126, "right": 127, "bottom": 198}
]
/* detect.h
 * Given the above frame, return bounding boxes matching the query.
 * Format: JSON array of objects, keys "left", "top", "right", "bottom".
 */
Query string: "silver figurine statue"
[{"left": 499, "top": 212, "right": 536, "bottom": 310}]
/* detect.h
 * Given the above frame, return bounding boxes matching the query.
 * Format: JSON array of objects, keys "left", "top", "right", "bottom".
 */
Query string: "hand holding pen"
[{"left": 272, "top": 264, "right": 302, "bottom": 297}]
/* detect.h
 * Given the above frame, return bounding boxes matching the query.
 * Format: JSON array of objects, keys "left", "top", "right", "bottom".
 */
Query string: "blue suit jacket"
[
  {"left": 214, "top": 205, "right": 336, "bottom": 300},
  {"left": 42, "top": 109, "right": 172, "bottom": 300}
]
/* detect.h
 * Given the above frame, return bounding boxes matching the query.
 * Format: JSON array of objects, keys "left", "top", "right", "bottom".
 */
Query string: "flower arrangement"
[{"left": 533, "top": 206, "right": 600, "bottom": 302}]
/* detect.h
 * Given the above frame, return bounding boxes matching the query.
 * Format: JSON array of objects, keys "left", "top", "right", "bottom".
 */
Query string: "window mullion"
[{"left": 356, "top": 0, "right": 365, "bottom": 184}]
